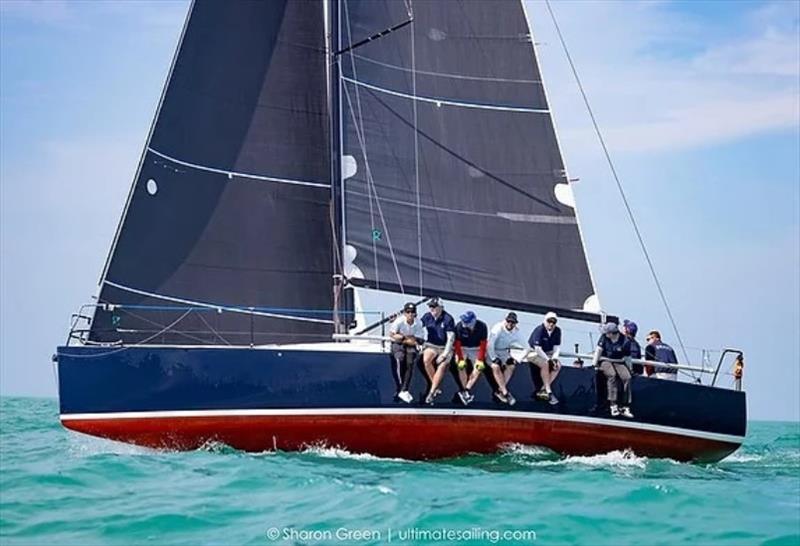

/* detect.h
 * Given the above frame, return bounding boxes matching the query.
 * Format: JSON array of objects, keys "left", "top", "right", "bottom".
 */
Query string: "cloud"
[{"left": 526, "top": 0, "right": 800, "bottom": 154}]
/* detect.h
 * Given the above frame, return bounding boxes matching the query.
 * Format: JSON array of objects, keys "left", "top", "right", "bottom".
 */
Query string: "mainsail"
[
  {"left": 90, "top": 0, "right": 334, "bottom": 345},
  {"left": 89, "top": 0, "right": 601, "bottom": 346},
  {"left": 338, "top": 0, "right": 597, "bottom": 318}
]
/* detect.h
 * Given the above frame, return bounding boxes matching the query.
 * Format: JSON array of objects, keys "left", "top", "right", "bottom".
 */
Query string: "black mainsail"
[
  {"left": 89, "top": 0, "right": 601, "bottom": 346},
  {"left": 90, "top": 0, "right": 334, "bottom": 345},
  {"left": 338, "top": 0, "right": 598, "bottom": 318}
]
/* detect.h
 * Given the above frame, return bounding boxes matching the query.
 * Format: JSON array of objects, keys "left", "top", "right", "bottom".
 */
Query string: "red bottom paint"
[{"left": 62, "top": 414, "right": 740, "bottom": 462}]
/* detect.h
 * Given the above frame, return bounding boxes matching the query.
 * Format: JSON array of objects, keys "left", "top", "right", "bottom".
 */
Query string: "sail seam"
[
  {"left": 103, "top": 281, "right": 335, "bottom": 324},
  {"left": 342, "top": 76, "right": 550, "bottom": 113},
  {"left": 352, "top": 53, "right": 543, "bottom": 84},
  {"left": 147, "top": 147, "right": 329, "bottom": 189},
  {"left": 346, "top": 187, "right": 576, "bottom": 224},
  {"left": 410, "top": 0, "right": 423, "bottom": 295}
]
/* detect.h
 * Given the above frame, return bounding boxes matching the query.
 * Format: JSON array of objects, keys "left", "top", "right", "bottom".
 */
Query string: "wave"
[
  {"left": 65, "top": 431, "right": 157, "bottom": 457},
  {"left": 300, "top": 443, "right": 409, "bottom": 463}
]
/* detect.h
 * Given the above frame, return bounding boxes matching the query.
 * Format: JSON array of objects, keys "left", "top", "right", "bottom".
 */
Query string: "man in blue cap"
[
  {"left": 592, "top": 322, "right": 634, "bottom": 418},
  {"left": 453, "top": 310, "right": 489, "bottom": 405},
  {"left": 622, "top": 319, "right": 642, "bottom": 375}
]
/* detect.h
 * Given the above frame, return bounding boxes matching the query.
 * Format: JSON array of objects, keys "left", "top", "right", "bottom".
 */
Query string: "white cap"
[{"left": 544, "top": 311, "right": 558, "bottom": 322}]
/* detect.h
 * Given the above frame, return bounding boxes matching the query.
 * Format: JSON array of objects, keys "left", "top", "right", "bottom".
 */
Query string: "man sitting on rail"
[
  {"left": 592, "top": 322, "right": 634, "bottom": 418},
  {"left": 389, "top": 302, "right": 426, "bottom": 404},
  {"left": 453, "top": 310, "right": 489, "bottom": 406},
  {"left": 526, "top": 311, "right": 562, "bottom": 405},
  {"left": 421, "top": 298, "right": 457, "bottom": 405},
  {"left": 487, "top": 312, "right": 526, "bottom": 405}
]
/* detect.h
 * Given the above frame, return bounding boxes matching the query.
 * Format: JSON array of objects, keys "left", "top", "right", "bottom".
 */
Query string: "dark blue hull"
[{"left": 56, "top": 345, "right": 746, "bottom": 461}]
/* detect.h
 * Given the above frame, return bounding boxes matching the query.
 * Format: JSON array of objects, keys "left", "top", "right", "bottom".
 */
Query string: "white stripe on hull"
[{"left": 60, "top": 407, "right": 744, "bottom": 445}]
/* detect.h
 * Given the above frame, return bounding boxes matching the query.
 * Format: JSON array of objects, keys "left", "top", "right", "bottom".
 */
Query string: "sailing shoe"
[
  {"left": 425, "top": 393, "right": 435, "bottom": 405},
  {"left": 457, "top": 391, "right": 473, "bottom": 406},
  {"left": 398, "top": 390, "right": 413, "bottom": 404},
  {"left": 535, "top": 389, "right": 550, "bottom": 401},
  {"left": 610, "top": 404, "right": 620, "bottom": 417},
  {"left": 505, "top": 392, "right": 516, "bottom": 406},
  {"left": 493, "top": 391, "right": 509, "bottom": 404},
  {"left": 621, "top": 406, "right": 634, "bottom": 418},
  {"left": 548, "top": 393, "right": 559, "bottom": 405}
]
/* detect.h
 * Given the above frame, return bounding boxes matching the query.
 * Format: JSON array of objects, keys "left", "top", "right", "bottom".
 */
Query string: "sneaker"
[
  {"left": 425, "top": 393, "right": 435, "bottom": 405},
  {"left": 493, "top": 391, "right": 509, "bottom": 404},
  {"left": 535, "top": 389, "right": 550, "bottom": 401},
  {"left": 548, "top": 393, "right": 559, "bottom": 405},
  {"left": 398, "top": 390, "right": 413, "bottom": 404},
  {"left": 506, "top": 392, "right": 516, "bottom": 406},
  {"left": 610, "top": 404, "right": 620, "bottom": 417},
  {"left": 433, "top": 388, "right": 442, "bottom": 397},
  {"left": 620, "top": 406, "right": 634, "bottom": 418},
  {"left": 457, "top": 391, "right": 473, "bottom": 406}
]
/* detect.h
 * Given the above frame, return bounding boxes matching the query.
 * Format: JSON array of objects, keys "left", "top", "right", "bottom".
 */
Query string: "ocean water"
[{"left": 0, "top": 397, "right": 798, "bottom": 546}]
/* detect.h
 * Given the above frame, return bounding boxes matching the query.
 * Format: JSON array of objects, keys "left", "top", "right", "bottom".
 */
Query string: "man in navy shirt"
[
  {"left": 420, "top": 298, "right": 456, "bottom": 404},
  {"left": 453, "top": 310, "right": 489, "bottom": 405},
  {"left": 622, "top": 319, "right": 642, "bottom": 375},
  {"left": 644, "top": 330, "right": 679, "bottom": 380},
  {"left": 526, "top": 311, "right": 562, "bottom": 405},
  {"left": 592, "top": 322, "right": 634, "bottom": 418}
]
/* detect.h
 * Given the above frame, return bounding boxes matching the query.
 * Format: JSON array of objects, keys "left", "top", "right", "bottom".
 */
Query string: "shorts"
[
  {"left": 491, "top": 357, "right": 518, "bottom": 368},
  {"left": 423, "top": 343, "right": 446, "bottom": 355},
  {"left": 459, "top": 347, "right": 480, "bottom": 362},
  {"left": 529, "top": 354, "right": 560, "bottom": 372}
]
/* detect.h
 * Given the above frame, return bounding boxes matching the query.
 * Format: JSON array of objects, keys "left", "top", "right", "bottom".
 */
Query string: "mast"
[{"left": 328, "top": 0, "right": 347, "bottom": 335}]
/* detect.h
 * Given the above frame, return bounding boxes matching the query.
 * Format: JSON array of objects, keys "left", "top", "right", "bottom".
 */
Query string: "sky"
[{"left": 0, "top": 0, "right": 798, "bottom": 421}]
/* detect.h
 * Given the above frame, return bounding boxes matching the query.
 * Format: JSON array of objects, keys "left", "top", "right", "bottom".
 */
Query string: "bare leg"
[
  {"left": 492, "top": 364, "right": 509, "bottom": 394},
  {"left": 428, "top": 359, "right": 450, "bottom": 396},
  {"left": 503, "top": 363, "right": 516, "bottom": 385},
  {"left": 423, "top": 349, "right": 437, "bottom": 383},
  {"left": 538, "top": 362, "right": 552, "bottom": 392},
  {"left": 465, "top": 368, "right": 482, "bottom": 390}
]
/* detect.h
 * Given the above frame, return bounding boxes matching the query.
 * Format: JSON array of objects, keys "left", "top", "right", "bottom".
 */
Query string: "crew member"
[
  {"left": 622, "top": 319, "right": 642, "bottom": 375},
  {"left": 388, "top": 302, "right": 426, "bottom": 403},
  {"left": 527, "top": 311, "right": 562, "bottom": 405},
  {"left": 592, "top": 322, "right": 634, "bottom": 418},
  {"left": 487, "top": 312, "right": 526, "bottom": 405},
  {"left": 645, "top": 330, "right": 679, "bottom": 380},
  {"left": 454, "top": 310, "right": 489, "bottom": 405},
  {"left": 420, "top": 298, "right": 456, "bottom": 405}
]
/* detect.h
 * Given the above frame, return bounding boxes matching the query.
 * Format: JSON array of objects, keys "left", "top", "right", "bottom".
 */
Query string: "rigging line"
[
  {"left": 352, "top": 53, "right": 542, "bottom": 84},
  {"left": 341, "top": 76, "right": 549, "bottom": 113},
  {"left": 341, "top": 77, "right": 406, "bottom": 295},
  {"left": 104, "top": 280, "right": 335, "bottom": 324},
  {"left": 367, "top": 89, "right": 561, "bottom": 212},
  {"left": 343, "top": 0, "right": 379, "bottom": 288},
  {"left": 343, "top": 0, "right": 405, "bottom": 293},
  {"left": 544, "top": 0, "right": 693, "bottom": 370},
  {"left": 71, "top": 308, "right": 196, "bottom": 358},
  {"left": 195, "top": 310, "right": 231, "bottom": 346},
  {"left": 410, "top": 0, "right": 423, "bottom": 296}
]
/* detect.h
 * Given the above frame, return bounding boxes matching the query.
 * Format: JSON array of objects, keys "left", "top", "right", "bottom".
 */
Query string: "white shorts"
[
  {"left": 459, "top": 347, "right": 480, "bottom": 361},
  {"left": 422, "top": 343, "right": 446, "bottom": 355},
  {"left": 653, "top": 372, "right": 677, "bottom": 380}
]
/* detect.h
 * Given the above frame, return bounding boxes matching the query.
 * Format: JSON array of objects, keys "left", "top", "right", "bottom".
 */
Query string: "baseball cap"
[
  {"left": 427, "top": 297, "right": 442, "bottom": 308},
  {"left": 403, "top": 302, "right": 417, "bottom": 313},
  {"left": 505, "top": 312, "right": 518, "bottom": 324},
  {"left": 623, "top": 319, "right": 638, "bottom": 336},
  {"left": 603, "top": 322, "right": 619, "bottom": 334},
  {"left": 544, "top": 311, "right": 558, "bottom": 323},
  {"left": 460, "top": 310, "right": 476, "bottom": 325}
]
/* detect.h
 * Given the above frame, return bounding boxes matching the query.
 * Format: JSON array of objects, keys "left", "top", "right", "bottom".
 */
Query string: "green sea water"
[{"left": 0, "top": 397, "right": 798, "bottom": 546}]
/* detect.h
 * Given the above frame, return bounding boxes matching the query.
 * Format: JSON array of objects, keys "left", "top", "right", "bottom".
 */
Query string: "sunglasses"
[
  {"left": 405, "top": 310, "right": 417, "bottom": 315},
  {"left": 547, "top": 319, "right": 557, "bottom": 324}
]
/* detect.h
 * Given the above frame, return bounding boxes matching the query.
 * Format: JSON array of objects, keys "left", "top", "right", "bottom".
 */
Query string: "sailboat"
[{"left": 55, "top": 0, "right": 746, "bottom": 462}]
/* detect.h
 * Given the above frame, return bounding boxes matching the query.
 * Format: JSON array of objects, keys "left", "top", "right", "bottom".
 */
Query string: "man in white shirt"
[
  {"left": 487, "top": 312, "right": 525, "bottom": 405},
  {"left": 388, "top": 302, "right": 426, "bottom": 403}
]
